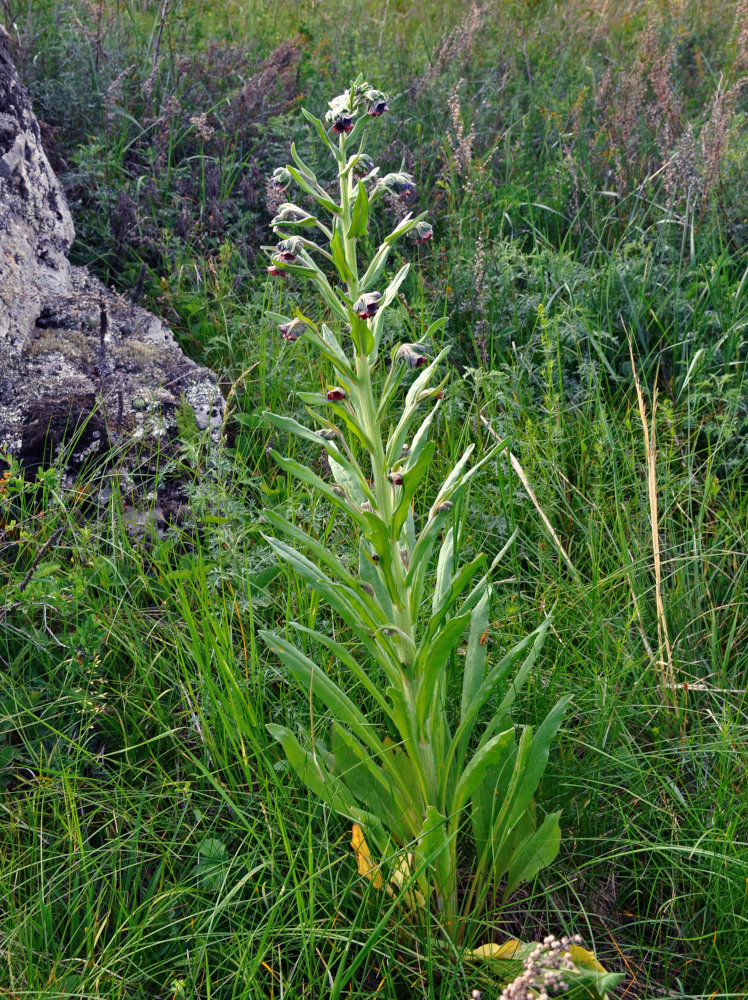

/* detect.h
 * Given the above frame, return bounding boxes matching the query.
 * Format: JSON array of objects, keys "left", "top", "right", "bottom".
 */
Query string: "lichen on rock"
[{"left": 0, "top": 24, "right": 224, "bottom": 495}]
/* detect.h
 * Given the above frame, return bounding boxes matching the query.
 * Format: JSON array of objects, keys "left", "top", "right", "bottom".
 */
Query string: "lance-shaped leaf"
[
  {"left": 264, "top": 412, "right": 370, "bottom": 500},
  {"left": 441, "top": 620, "right": 550, "bottom": 787},
  {"left": 416, "top": 805, "right": 452, "bottom": 907},
  {"left": 370, "top": 263, "right": 410, "bottom": 357},
  {"left": 290, "top": 622, "right": 394, "bottom": 722},
  {"left": 262, "top": 630, "right": 388, "bottom": 756},
  {"left": 432, "top": 527, "right": 454, "bottom": 617},
  {"left": 414, "top": 611, "right": 471, "bottom": 725},
  {"left": 331, "top": 724, "right": 413, "bottom": 843},
  {"left": 262, "top": 534, "right": 391, "bottom": 645},
  {"left": 502, "top": 811, "right": 561, "bottom": 901},
  {"left": 359, "top": 538, "right": 394, "bottom": 620},
  {"left": 448, "top": 727, "right": 514, "bottom": 822},
  {"left": 392, "top": 440, "right": 435, "bottom": 539},
  {"left": 386, "top": 346, "right": 451, "bottom": 464},
  {"left": 268, "top": 451, "right": 369, "bottom": 528},
  {"left": 348, "top": 180, "right": 369, "bottom": 238},
  {"left": 331, "top": 222, "right": 355, "bottom": 283},
  {"left": 359, "top": 242, "right": 392, "bottom": 294},
  {"left": 301, "top": 107, "right": 338, "bottom": 155},
  {"left": 287, "top": 164, "right": 341, "bottom": 214},
  {"left": 268, "top": 723, "right": 388, "bottom": 849},
  {"left": 428, "top": 553, "right": 486, "bottom": 638}
]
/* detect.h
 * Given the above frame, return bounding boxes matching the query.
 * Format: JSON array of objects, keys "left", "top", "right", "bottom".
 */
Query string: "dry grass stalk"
[
  {"left": 479, "top": 414, "right": 581, "bottom": 585},
  {"left": 627, "top": 340, "right": 676, "bottom": 703}
]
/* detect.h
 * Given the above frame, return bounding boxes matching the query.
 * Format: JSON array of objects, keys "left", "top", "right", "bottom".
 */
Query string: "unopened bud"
[
  {"left": 270, "top": 166, "right": 293, "bottom": 191},
  {"left": 364, "top": 88, "right": 389, "bottom": 117},
  {"left": 388, "top": 472, "right": 403, "bottom": 486},
  {"left": 279, "top": 317, "right": 306, "bottom": 342},
  {"left": 410, "top": 220, "right": 434, "bottom": 244},
  {"left": 271, "top": 203, "right": 314, "bottom": 227},
  {"left": 378, "top": 171, "right": 416, "bottom": 198},
  {"left": 353, "top": 291, "right": 382, "bottom": 318},
  {"left": 396, "top": 343, "right": 428, "bottom": 368},
  {"left": 316, "top": 428, "right": 338, "bottom": 440}
]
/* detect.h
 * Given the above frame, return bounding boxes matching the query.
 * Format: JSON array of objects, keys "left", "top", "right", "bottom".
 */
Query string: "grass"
[{"left": 2, "top": 0, "right": 747, "bottom": 996}]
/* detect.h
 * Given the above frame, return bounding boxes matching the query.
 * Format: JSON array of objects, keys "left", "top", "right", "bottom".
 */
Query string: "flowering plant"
[{"left": 261, "top": 76, "right": 620, "bottom": 998}]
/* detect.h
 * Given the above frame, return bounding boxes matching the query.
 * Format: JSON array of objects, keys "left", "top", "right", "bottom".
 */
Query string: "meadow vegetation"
[{"left": 1, "top": 1, "right": 747, "bottom": 997}]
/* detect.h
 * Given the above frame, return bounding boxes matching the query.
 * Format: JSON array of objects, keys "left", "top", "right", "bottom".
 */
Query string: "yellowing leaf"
[
  {"left": 568, "top": 944, "right": 606, "bottom": 972},
  {"left": 465, "top": 940, "right": 523, "bottom": 961},
  {"left": 351, "top": 824, "right": 383, "bottom": 890}
]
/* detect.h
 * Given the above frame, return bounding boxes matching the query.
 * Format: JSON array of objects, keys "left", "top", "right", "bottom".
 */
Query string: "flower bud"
[
  {"left": 271, "top": 203, "right": 313, "bottom": 227},
  {"left": 364, "top": 88, "right": 389, "bottom": 117},
  {"left": 276, "top": 235, "right": 304, "bottom": 261},
  {"left": 361, "top": 501, "right": 373, "bottom": 513},
  {"left": 326, "top": 94, "right": 356, "bottom": 133},
  {"left": 388, "top": 472, "right": 404, "bottom": 486},
  {"left": 396, "top": 343, "right": 429, "bottom": 368},
  {"left": 316, "top": 428, "right": 338, "bottom": 440},
  {"left": 353, "top": 291, "right": 383, "bottom": 318},
  {"left": 410, "top": 220, "right": 433, "bottom": 244},
  {"left": 353, "top": 153, "right": 376, "bottom": 177},
  {"left": 326, "top": 387, "right": 347, "bottom": 401},
  {"left": 270, "top": 166, "right": 293, "bottom": 191},
  {"left": 331, "top": 485, "right": 346, "bottom": 497},
  {"left": 359, "top": 581, "right": 375, "bottom": 596},
  {"left": 379, "top": 171, "right": 416, "bottom": 198},
  {"left": 279, "top": 317, "right": 306, "bottom": 342},
  {"left": 435, "top": 501, "right": 453, "bottom": 513},
  {"left": 267, "top": 258, "right": 286, "bottom": 278}
]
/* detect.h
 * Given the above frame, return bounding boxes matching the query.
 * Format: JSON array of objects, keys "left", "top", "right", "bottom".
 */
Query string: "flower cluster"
[{"left": 498, "top": 935, "right": 584, "bottom": 1000}]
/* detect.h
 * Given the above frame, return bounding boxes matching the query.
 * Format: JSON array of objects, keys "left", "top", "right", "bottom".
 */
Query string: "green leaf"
[
  {"left": 359, "top": 242, "right": 392, "bottom": 293},
  {"left": 432, "top": 527, "right": 454, "bottom": 616},
  {"left": 287, "top": 164, "right": 340, "bottom": 213},
  {"left": 261, "top": 631, "right": 387, "bottom": 759},
  {"left": 370, "top": 263, "right": 410, "bottom": 357},
  {"left": 330, "top": 724, "right": 411, "bottom": 843},
  {"left": 331, "top": 223, "right": 354, "bottom": 284},
  {"left": 268, "top": 723, "right": 388, "bottom": 847},
  {"left": 502, "top": 811, "right": 561, "bottom": 901},
  {"left": 290, "top": 622, "right": 393, "bottom": 718},
  {"left": 359, "top": 538, "right": 394, "bottom": 620},
  {"left": 268, "top": 451, "right": 368, "bottom": 529},
  {"left": 442, "top": 621, "right": 549, "bottom": 788},
  {"left": 301, "top": 107, "right": 337, "bottom": 155},
  {"left": 348, "top": 181, "right": 369, "bottom": 238},
  {"left": 415, "top": 612, "right": 471, "bottom": 723},
  {"left": 416, "top": 805, "right": 452, "bottom": 905},
  {"left": 393, "top": 440, "right": 436, "bottom": 538},
  {"left": 449, "top": 728, "right": 514, "bottom": 820},
  {"left": 329, "top": 454, "right": 368, "bottom": 504}
]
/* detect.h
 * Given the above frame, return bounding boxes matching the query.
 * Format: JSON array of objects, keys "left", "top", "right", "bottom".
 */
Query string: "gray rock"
[{"left": 0, "top": 25, "right": 223, "bottom": 487}]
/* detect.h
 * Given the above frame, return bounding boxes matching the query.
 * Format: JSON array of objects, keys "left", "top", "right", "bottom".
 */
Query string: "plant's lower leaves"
[{"left": 502, "top": 810, "right": 561, "bottom": 900}]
